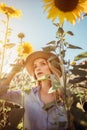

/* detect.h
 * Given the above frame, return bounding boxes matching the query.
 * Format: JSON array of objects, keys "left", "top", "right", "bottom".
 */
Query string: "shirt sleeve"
[{"left": 0, "top": 86, "right": 22, "bottom": 106}]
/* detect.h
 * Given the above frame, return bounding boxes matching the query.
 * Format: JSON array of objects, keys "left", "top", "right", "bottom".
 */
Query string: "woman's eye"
[
  {"left": 33, "top": 61, "right": 47, "bottom": 69},
  {"left": 41, "top": 62, "right": 46, "bottom": 65}
]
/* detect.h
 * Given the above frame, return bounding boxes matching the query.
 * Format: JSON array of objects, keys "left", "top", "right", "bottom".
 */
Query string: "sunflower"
[
  {"left": 42, "top": 0, "right": 87, "bottom": 25},
  {"left": 0, "top": 3, "right": 22, "bottom": 18},
  {"left": 17, "top": 42, "right": 33, "bottom": 59}
]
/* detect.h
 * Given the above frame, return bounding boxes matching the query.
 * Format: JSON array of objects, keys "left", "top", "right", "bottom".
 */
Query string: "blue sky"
[{"left": 0, "top": 0, "right": 87, "bottom": 63}]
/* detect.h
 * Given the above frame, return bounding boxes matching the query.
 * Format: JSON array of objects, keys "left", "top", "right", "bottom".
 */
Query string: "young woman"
[{"left": 0, "top": 51, "right": 68, "bottom": 130}]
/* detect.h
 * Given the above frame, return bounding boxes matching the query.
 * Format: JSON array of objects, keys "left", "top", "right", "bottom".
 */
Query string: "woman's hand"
[
  {"left": 0, "top": 59, "right": 25, "bottom": 86},
  {"left": 10, "top": 59, "right": 25, "bottom": 73}
]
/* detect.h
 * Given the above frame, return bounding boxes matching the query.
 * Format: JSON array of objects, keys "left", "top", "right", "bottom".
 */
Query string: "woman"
[{"left": 0, "top": 51, "right": 68, "bottom": 130}]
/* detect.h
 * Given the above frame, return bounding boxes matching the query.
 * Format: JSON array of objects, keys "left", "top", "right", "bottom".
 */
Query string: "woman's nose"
[{"left": 35, "top": 66, "right": 41, "bottom": 71}]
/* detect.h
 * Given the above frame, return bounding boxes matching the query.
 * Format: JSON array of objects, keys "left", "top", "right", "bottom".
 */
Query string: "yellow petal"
[{"left": 42, "top": 0, "right": 87, "bottom": 25}]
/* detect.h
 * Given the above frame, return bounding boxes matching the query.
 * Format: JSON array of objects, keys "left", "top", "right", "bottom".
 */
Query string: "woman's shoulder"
[{"left": 24, "top": 86, "right": 40, "bottom": 101}]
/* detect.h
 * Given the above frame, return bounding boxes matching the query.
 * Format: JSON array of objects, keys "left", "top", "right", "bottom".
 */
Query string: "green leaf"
[
  {"left": 48, "top": 79, "right": 61, "bottom": 93},
  {"left": 57, "top": 40, "right": 61, "bottom": 45},
  {"left": 47, "top": 40, "right": 56, "bottom": 45},
  {"left": 74, "top": 52, "right": 87, "bottom": 61},
  {"left": 60, "top": 50, "right": 66, "bottom": 57},
  {"left": 48, "top": 85, "right": 58, "bottom": 93},
  {"left": 42, "top": 45, "right": 56, "bottom": 52},
  {"left": 74, "top": 64, "right": 87, "bottom": 69},
  {"left": 31, "top": 74, "right": 50, "bottom": 83},
  {"left": 67, "top": 44, "right": 82, "bottom": 49},
  {"left": 3, "top": 43, "right": 15, "bottom": 49},
  {"left": 70, "top": 69, "right": 87, "bottom": 76},
  {"left": 53, "top": 23, "right": 59, "bottom": 27},
  {"left": 67, "top": 31, "right": 74, "bottom": 36},
  {"left": 37, "top": 74, "right": 50, "bottom": 81},
  {"left": 58, "top": 27, "right": 64, "bottom": 34},
  {"left": 83, "top": 13, "right": 87, "bottom": 17},
  {"left": 69, "top": 76, "right": 87, "bottom": 84}
]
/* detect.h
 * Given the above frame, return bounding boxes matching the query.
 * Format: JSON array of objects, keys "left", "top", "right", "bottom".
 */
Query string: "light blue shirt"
[
  {"left": 24, "top": 86, "right": 68, "bottom": 130},
  {"left": 0, "top": 85, "right": 68, "bottom": 130}
]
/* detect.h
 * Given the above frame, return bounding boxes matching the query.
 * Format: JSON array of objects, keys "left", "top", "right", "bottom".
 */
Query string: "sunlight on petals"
[
  {"left": 42, "top": 0, "right": 87, "bottom": 25},
  {"left": 17, "top": 42, "right": 33, "bottom": 60},
  {"left": 0, "top": 3, "right": 22, "bottom": 18}
]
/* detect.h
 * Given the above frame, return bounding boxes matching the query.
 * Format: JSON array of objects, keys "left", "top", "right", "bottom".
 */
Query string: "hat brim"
[{"left": 25, "top": 51, "right": 57, "bottom": 76}]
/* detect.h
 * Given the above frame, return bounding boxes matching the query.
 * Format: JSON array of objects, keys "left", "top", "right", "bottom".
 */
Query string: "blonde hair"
[{"left": 47, "top": 56, "right": 62, "bottom": 81}]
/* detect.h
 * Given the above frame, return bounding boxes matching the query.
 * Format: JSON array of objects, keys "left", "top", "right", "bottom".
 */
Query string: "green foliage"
[
  {"left": 0, "top": 100, "right": 24, "bottom": 130},
  {"left": 42, "top": 23, "right": 87, "bottom": 129},
  {"left": 74, "top": 52, "right": 87, "bottom": 61}
]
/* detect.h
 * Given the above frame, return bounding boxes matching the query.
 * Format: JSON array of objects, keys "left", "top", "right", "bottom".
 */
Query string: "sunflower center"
[{"left": 54, "top": 0, "right": 79, "bottom": 12}]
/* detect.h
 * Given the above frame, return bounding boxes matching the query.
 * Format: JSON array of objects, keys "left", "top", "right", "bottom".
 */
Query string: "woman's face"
[{"left": 33, "top": 58, "right": 51, "bottom": 79}]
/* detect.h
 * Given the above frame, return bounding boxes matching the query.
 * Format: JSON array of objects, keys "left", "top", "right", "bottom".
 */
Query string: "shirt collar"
[{"left": 32, "top": 86, "right": 41, "bottom": 94}]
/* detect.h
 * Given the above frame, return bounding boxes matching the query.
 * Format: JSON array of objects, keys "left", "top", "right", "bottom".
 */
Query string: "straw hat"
[{"left": 25, "top": 51, "right": 61, "bottom": 77}]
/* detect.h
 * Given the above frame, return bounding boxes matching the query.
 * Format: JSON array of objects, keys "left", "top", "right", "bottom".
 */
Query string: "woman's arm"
[
  {"left": 0, "top": 63, "right": 24, "bottom": 105},
  {"left": 0, "top": 64, "right": 23, "bottom": 91},
  {"left": 0, "top": 60, "right": 24, "bottom": 90}
]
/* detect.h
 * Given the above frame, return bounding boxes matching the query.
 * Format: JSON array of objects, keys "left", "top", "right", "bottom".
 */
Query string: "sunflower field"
[{"left": 0, "top": 1, "right": 87, "bottom": 130}]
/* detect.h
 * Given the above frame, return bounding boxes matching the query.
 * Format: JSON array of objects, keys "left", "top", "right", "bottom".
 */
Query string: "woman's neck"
[
  {"left": 39, "top": 80, "right": 56, "bottom": 104},
  {"left": 40, "top": 80, "right": 51, "bottom": 94}
]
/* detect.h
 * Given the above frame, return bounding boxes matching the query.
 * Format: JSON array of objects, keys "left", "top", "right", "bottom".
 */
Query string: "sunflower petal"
[{"left": 42, "top": 0, "right": 87, "bottom": 25}]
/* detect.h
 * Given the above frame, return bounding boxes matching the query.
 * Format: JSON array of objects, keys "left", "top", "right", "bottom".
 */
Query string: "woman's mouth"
[{"left": 37, "top": 72, "right": 43, "bottom": 76}]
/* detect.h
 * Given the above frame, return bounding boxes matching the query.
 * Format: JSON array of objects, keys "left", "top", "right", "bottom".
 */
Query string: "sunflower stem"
[
  {"left": 0, "top": 15, "right": 9, "bottom": 78},
  {"left": 57, "top": 25, "right": 71, "bottom": 129}
]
